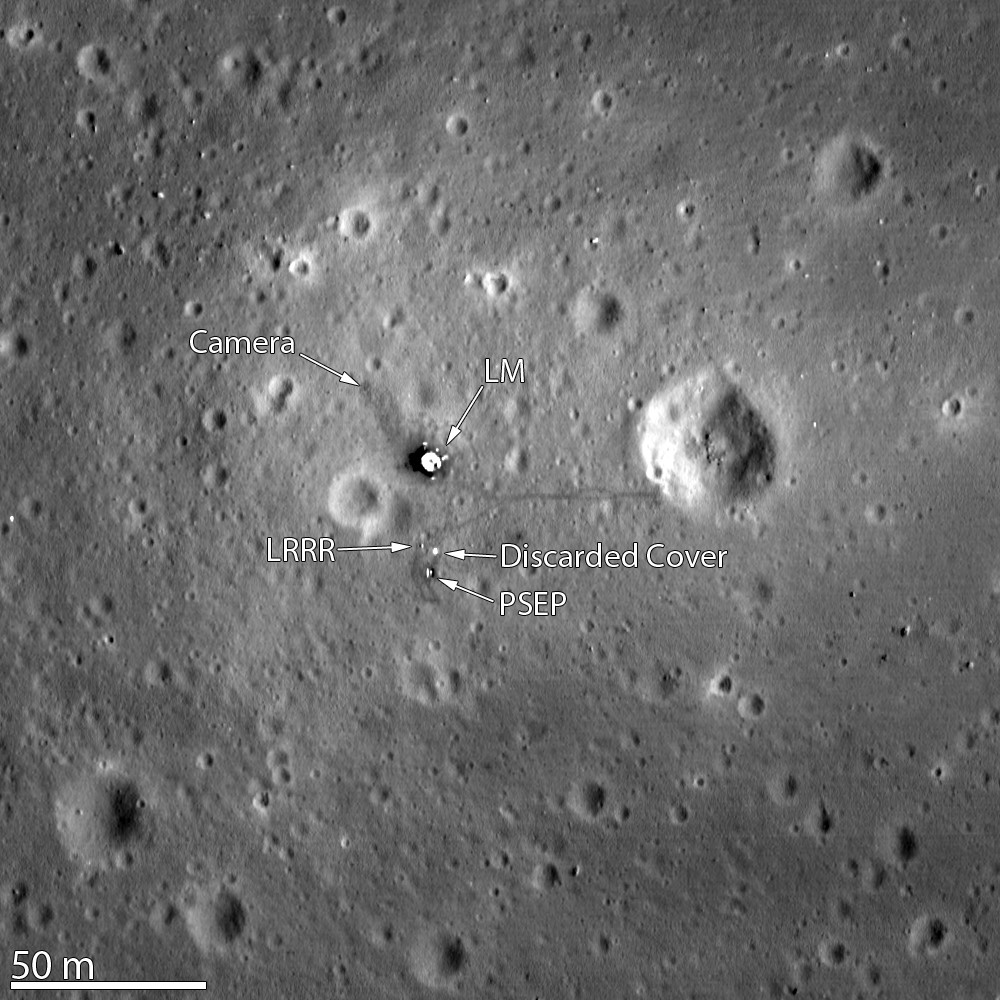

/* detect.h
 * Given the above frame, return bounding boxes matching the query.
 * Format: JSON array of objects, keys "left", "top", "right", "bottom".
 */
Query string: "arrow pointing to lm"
[
  {"left": 446, "top": 384, "right": 485, "bottom": 445},
  {"left": 299, "top": 352, "right": 360, "bottom": 386},
  {"left": 444, "top": 549, "right": 497, "bottom": 561},
  {"left": 337, "top": 542, "right": 411, "bottom": 553},
  {"left": 437, "top": 577, "right": 495, "bottom": 603}
]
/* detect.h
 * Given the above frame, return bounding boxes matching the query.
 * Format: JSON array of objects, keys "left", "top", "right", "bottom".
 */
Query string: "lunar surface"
[{"left": 2, "top": 2, "right": 999, "bottom": 997}]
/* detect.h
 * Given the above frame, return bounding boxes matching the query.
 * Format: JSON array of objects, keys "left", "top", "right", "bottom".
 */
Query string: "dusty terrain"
[{"left": 2, "top": 2, "right": 999, "bottom": 997}]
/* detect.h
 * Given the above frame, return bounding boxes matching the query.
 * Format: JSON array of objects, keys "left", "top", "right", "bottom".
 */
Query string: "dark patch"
[
  {"left": 220, "top": 46, "right": 262, "bottom": 91},
  {"left": 597, "top": 292, "right": 622, "bottom": 328},
  {"left": 213, "top": 890, "right": 246, "bottom": 943},
  {"left": 437, "top": 934, "right": 467, "bottom": 976},
  {"left": 926, "top": 917, "right": 946, "bottom": 947},
  {"left": 579, "top": 780, "right": 606, "bottom": 818},
  {"left": 752, "top": 576, "right": 774, "bottom": 605},
  {"left": 539, "top": 862, "right": 560, "bottom": 888},
  {"left": 140, "top": 234, "right": 172, "bottom": 270},
  {"left": 909, "top": 913, "right": 949, "bottom": 957},
  {"left": 892, "top": 824, "right": 918, "bottom": 865},
  {"left": 806, "top": 799, "right": 834, "bottom": 840},
  {"left": 104, "top": 319, "right": 137, "bottom": 355},
  {"left": 824, "top": 940, "right": 847, "bottom": 965},
  {"left": 846, "top": 142, "right": 882, "bottom": 198},
  {"left": 92, "top": 47, "right": 111, "bottom": 74},
  {"left": 107, "top": 779, "right": 141, "bottom": 844},
  {"left": 770, "top": 770, "right": 799, "bottom": 804},
  {"left": 654, "top": 664, "right": 683, "bottom": 700},
  {"left": 202, "top": 408, "right": 227, "bottom": 432}
]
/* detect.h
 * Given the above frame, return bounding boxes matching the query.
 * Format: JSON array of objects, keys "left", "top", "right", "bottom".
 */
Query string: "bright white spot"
[{"left": 420, "top": 452, "right": 443, "bottom": 475}]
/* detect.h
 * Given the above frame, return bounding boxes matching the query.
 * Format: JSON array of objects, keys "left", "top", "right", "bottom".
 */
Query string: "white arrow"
[
  {"left": 337, "top": 542, "right": 411, "bottom": 553},
  {"left": 299, "top": 352, "right": 360, "bottom": 386},
  {"left": 444, "top": 549, "right": 497, "bottom": 561},
  {"left": 437, "top": 577, "right": 495, "bottom": 603},
  {"left": 446, "top": 384, "right": 484, "bottom": 445}
]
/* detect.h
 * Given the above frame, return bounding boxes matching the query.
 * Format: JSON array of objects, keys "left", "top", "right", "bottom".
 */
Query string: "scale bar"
[{"left": 11, "top": 983, "right": 207, "bottom": 991}]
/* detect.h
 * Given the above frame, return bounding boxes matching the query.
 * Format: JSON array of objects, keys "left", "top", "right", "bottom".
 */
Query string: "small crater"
[
  {"left": 338, "top": 207, "right": 372, "bottom": 241},
  {"left": 815, "top": 132, "right": 884, "bottom": 204},
  {"left": 445, "top": 113, "right": 469, "bottom": 136},
  {"left": 805, "top": 798, "right": 835, "bottom": 842},
  {"left": 4, "top": 880, "right": 28, "bottom": 906},
  {"left": 737, "top": 691, "right": 766, "bottom": 719},
  {"left": 6, "top": 20, "right": 43, "bottom": 51},
  {"left": 567, "top": 779, "right": 607, "bottom": 821},
  {"left": 102, "top": 318, "right": 138, "bottom": 355},
  {"left": 668, "top": 802, "right": 690, "bottom": 825},
  {"left": 531, "top": 861, "right": 562, "bottom": 891},
  {"left": 590, "top": 88, "right": 614, "bottom": 116},
  {"left": 864, "top": 502, "right": 890, "bottom": 526},
  {"left": 676, "top": 199, "right": 697, "bottom": 221},
  {"left": 0, "top": 329, "right": 30, "bottom": 361},
  {"left": 55, "top": 770, "right": 146, "bottom": 870},
  {"left": 625, "top": 662, "right": 683, "bottom": 704},
  {"left": 265, "top": 375, "right": 295, "bottom": 414},
  {"left": 201, "top": 463, "right": 228, "bottom": 490},
  {"left": 217, "top": 45, "right": 262, "bottom": 92},
  {"left": 125, "top": 90, "right": 159, "bottom": 125},
  {"left": 327, "top": 468, "right": 409, "bottom": 543},
  {"left": 767, "top": 768, "right": 800, "bottom": 806},
  {"left": 107, "top": 781, "right": 141, "bottom": 842},
  {"left": 890, "top": 31, "right": 912, "bottom": 55},
  {"left": 76, "top": 44, "right": 114, "bottom": 84},
  {"left": 201, "top": 407, "right": 227, "bottom": 432},
  {"left": 184, "top": 885, "right": 247, "bottom": 953},
  {"left": 572, "top": 286, "right": 623, "bottom": 336},
  {"left": 481, "top": 271, "right": 509, "bottom": 298},
  {"left": 398, "top": 653, "right": 464, "bottom": 707},
  {"left": 288, "top": 253, "right": 314, "bottom": 279},
  {"left": 940, "top": 396, "right": 962, "bottom": 418},
  {"left": 707, "top": 670, "right": 733, "bottom": 697},
  {"left": 74, "top": 107, "right": 97, "bottom": 133},
  {"left": 885, "top": 822, "right": 918, "bottom": 867},
  {"left": 409, "top": 927, "right": 469, "bottom": 989},
  {"left": 503, "top": 444, "right": 529, "bottom": 475},
  {"left": 859, "top": 857, "right": 886, "bottom": 893},
  {"left": 329, "top": 473, "right": 382, "bottom": 520},
  {"left": 817, "top": 937, "right": 848, "bottom": 968},
  {"left": 907, "top": 913, "right": 950, "bottom": 959}
]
